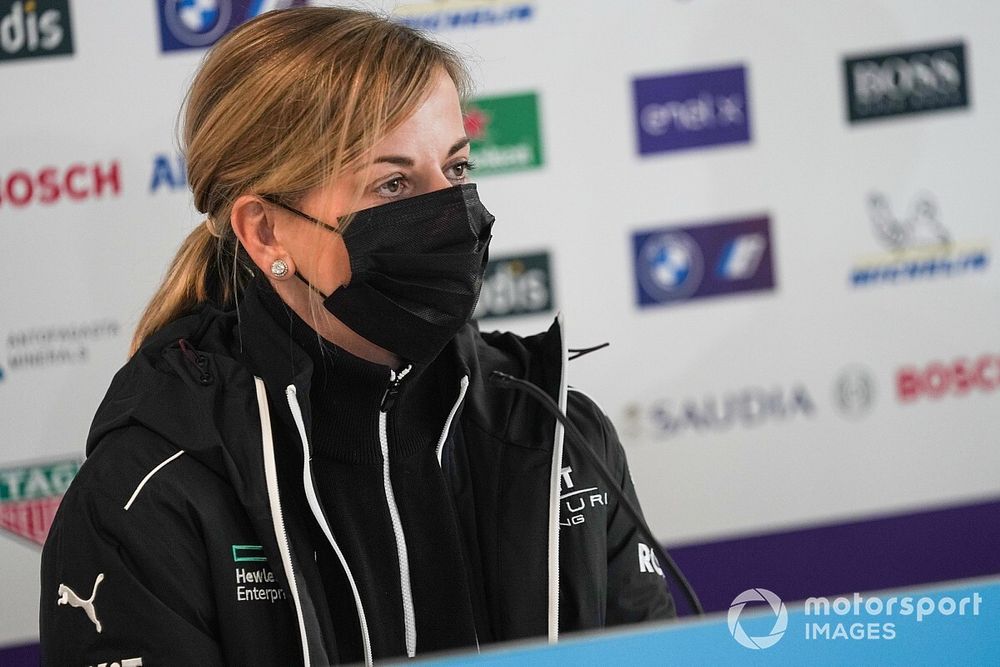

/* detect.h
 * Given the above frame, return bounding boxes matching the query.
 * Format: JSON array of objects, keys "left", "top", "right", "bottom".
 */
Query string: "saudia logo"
[
  {"left": 0, "top": 458, "right": 81, "bottom": 546},
  {"left": 156, "top": 0, "right": 307, "bottom": 53},
  {"left": 393, "top": 1, "right": 534, "bottom": 31},
  {"left": 465, "top": 91, "right": 543, "bottom": 175},
  {"left": 474, "top": 251, "right": 553, "bottom": 320},
  {"left": 844, "top": 42, "right": 969, "bottom": 123},
  {"left": 0, "top": 0, "right": 73, "bottom": 63},
  {"left": 622, "top": 385, "right": 816, "bottom": 439},
  {"left": 849, "top": 191, "right": 988, "bottom": 287}
]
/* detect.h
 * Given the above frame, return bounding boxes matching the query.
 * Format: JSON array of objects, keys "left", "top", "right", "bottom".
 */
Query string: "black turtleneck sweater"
[{"left": 256, "top": 282, "right": 481, "bottom": 662}]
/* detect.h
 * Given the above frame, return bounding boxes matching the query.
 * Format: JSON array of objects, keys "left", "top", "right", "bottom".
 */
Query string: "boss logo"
[{"left": 844, "top": 42, "right": 969, "bottom": 122}]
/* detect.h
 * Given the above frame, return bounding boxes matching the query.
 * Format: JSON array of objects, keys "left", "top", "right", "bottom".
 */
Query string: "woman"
[{"left": 40, "top": 7, "right": 674, "bottom": 665}]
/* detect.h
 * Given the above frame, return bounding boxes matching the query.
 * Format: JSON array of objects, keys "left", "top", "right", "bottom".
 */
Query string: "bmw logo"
[
  {"left": 637, "top": 231, "right": 704, "bottom": 301},
  {"left": 164, "top": 0, "right": 232, "bottom": 47}
]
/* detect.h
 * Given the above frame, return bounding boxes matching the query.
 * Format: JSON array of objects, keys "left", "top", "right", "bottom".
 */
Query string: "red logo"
[
  {"left": 463, "top": 107, "right": 491, "bottom": 141},
  {"left": 0, "top": 161, "right": 121, "bottom": 208},
  {"left": 0, "top": 459, "right": 80, "bottom": 546},
  {"left": 897, "top": 355, "right": 1000, "bottom": 402}
]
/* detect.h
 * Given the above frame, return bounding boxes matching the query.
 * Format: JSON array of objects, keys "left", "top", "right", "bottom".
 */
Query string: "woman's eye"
[
  {"left": 377, "top": 177, "right": 405, "bottom": 197},
  {"left": 448, "top": 160, "right": 476, "bottom": 182}
]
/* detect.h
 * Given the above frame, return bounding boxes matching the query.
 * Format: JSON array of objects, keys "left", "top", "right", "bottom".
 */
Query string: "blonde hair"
[{"left": 131, "top": 7, "right": 469, "bottom": 354}]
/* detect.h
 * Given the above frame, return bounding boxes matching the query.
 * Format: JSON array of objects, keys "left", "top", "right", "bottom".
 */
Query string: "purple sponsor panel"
[
  {"left": 633, "top": 216, "right": 775, "bottom": 307},
  {"left": 157, "top": 0, "right": 308, "bottom": 53},
  {"left": 633, "top": 65, "right": 752, "bottom": 155},
  {"left": 664, "top": 497, "right": 1000, "bottom": 616},
  {"left": 0, "top": 643, "right": 38, "bottom": 667}
]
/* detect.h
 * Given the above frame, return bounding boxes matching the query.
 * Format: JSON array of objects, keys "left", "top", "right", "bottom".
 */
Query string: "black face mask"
[{"left": 268, "top": 184, "right": 494, "bottom": 364}]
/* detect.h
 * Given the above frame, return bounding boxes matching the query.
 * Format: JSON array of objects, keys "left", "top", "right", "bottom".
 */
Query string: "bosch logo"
[
  {"left": 897, "top": 355, "right": 1000, "bottom": 402},
  {"left": 0, "top": 161, "right": 121, "bottom": 209}
]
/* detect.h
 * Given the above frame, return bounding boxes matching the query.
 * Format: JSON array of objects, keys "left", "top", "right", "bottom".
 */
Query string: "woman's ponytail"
[{"left": 130, "top": 222, "right": 226, "bottom": 355}]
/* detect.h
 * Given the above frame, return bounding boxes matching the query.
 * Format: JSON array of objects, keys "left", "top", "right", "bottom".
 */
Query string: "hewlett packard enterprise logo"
[{"left": 844, "top": 42, "right": 969, "bottom": 123}]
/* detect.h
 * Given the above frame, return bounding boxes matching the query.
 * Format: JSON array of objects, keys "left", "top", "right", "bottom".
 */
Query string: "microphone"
[{"left": 488, "top": 370, "right": 704, "bottom": 616}]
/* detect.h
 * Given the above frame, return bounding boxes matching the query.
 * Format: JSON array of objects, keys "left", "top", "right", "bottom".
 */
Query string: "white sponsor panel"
[{"left": 2, "top": 0, "right": 999, "bottom": 650}]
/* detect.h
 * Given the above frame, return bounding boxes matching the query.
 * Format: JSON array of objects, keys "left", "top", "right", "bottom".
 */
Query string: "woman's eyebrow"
[
  {"left": 448, "top": 137, "right": 470, "bottom": 156},
  {"left": 372, "top": 137, "right": 470, "bottom": 166}
]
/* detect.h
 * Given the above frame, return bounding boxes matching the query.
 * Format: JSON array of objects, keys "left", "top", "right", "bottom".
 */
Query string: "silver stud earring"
[{"left": 270, "top": 259, "right": 289, "bottom": 278}]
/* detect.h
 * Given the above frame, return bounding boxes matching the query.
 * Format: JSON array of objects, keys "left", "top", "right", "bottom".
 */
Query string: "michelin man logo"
[{"left": 728, "top": 588, "right": 788, "bottom": 649}]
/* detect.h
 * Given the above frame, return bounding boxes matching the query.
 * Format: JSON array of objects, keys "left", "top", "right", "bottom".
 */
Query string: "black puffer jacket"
[{"left": 39, "top": 284, "right": 675, "bottom": 666}]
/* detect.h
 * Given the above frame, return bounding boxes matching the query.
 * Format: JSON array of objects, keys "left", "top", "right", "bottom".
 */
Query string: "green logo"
[
  {"left": 465, "top": 92, "right": 543, "bottom": 175},
  {"left": 232, "top": 544, "right": 267, "bottom": 562},
  {"left": 474, "top": 252, "right": 554, "bottom": 319}
]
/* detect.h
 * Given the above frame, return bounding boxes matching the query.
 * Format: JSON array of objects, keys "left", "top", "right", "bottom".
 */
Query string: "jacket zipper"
[
  {"left": 253, "top": 378, "right": 311, "bottom": 665},
  {"left": 285, "top": 384, "right": 374, "bottom": 667},
  {"left": 547, "top": 313, "right": 569, "bottom": 644},
  {"left": 379, "top": 364, "right": 418, "bottom": 658}
]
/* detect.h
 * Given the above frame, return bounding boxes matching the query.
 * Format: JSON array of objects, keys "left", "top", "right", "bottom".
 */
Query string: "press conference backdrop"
[{"left": 2, "top": 0, "right": 999, "bottom": 656}]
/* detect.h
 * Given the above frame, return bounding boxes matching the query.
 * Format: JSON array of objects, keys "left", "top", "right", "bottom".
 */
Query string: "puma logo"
[{"left": 57, "top": 573, "right": 105, "bottom": 633}]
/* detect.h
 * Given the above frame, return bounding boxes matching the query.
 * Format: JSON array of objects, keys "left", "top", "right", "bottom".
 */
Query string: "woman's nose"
[{"left": 423, "top": 169, "right": 455, "bottom": 195}]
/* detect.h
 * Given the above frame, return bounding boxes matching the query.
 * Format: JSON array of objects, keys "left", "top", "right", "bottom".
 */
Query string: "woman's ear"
[{"left": 231, "top": 194, "right": 295, "bottom": 280}]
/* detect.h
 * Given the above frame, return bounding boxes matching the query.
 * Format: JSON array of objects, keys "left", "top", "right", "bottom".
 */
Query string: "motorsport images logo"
[
  {"left": 729, "top": 588, "right": 788, "bottom": 649},
  {"left": 465, "top": 91, "right": 543, "bottom": 175},
  {"left": 474, "top": 251, "right": 553, "bottom": 320},
  {"left": 0, "top": 457, "right": 81, "bottom": 546},
  {"left": 633, "top": 64, "right": 751, "bottom": 156},
  {"left": 0, "top": 0, "right": 73, "bottom": 63},
  {"left": 844, "top": 41, "right": 969, "bottom": 123},
  {"left": 632, "top": 215, "right": 775, "bottom": 308},
  {"left": 156, "top": 0, "right": 306, "bottom": 52}
]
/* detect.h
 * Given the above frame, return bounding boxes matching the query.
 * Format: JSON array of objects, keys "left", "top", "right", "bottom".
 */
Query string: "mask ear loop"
[
  {"left": 259, "top": 194, "right": 346, "bottom": 301},
  {"left": 259, "top": 194, "right": 344, "bottom": 234}
]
